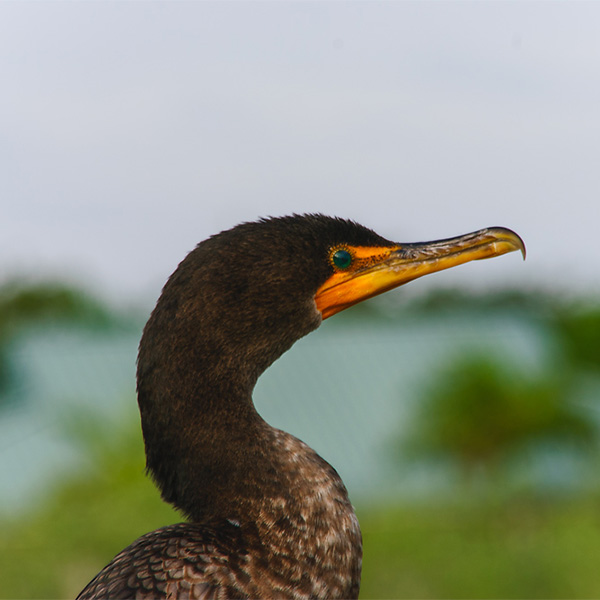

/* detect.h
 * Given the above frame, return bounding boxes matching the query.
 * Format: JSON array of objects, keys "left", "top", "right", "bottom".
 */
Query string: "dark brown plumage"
[{"left": 77, "top": 214, "right": 524, "bottom": 599}]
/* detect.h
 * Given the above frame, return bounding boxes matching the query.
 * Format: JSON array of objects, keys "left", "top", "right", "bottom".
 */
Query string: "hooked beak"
[{"left": 315, "top": 227, "right": 526, "bottom": 319}]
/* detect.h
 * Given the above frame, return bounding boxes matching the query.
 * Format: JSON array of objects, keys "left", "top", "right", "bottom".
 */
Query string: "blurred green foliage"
[
  {"left": 0, "top": 416, "right": 178, "bottom": 599},
  {"left": 394, "top": 287, "right": 600, "bottom": 488},
  {"left": 0, "top": 280, "right": 125, "bottom": 399},
  {"left": 0, "top": 280, "right": 117, "bottom": 339},
  {"left": 402, "top": 287, "right": 556, "bottom": 316},
  {"left": 402, "top": 356, "right": 596, "bottom": 478},
  {"left": 350, "top": 286, "right": 561, "bottom": 322},
  {"left": 554, "top": 306, "right": 600, "bottom": 371},
  {"left": 359, "top": 496, "right": 600, "bottom": 599}
]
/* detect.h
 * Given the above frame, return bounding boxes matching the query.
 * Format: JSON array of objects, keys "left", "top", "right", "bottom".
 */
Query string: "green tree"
[
  {"left": 402, "top": 355, "right": 597, "bottom": 480},
  {"left": 0, "top": 280, "right": 119, "bottom": 399},
  {"left": 554, "top": 306, "right": 600, "bottom": 372}
]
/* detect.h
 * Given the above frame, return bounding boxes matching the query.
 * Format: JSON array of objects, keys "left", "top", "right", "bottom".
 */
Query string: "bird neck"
[
  {"left": 136, "top": 283, "right": 362, "bottom": 596},
  {"left": 137, "top": 344, "right": 263, "bottom": 520},
  {"left": 138, "top": 360, "right": 362, "bottom": 571},
  {"left": 136, "top": 266, "right": 323, "bottom": 522}
]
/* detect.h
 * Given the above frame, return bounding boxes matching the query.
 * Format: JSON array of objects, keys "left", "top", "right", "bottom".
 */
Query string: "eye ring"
[{"left": 331, "top": 247, "right": 353, "bottom": 270}]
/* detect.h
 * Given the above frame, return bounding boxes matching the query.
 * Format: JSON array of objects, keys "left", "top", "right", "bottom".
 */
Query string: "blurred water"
[
  {"left": 0, "top": 314, "right": 547, "bottom": 514},
  {"left": 0, "top": 329, "right": 139, "bottom": 513}
]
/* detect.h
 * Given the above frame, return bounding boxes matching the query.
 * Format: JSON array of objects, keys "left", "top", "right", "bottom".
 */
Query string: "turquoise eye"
[{"left": 332, "top": 249, "right": 352, "bottom": 269}]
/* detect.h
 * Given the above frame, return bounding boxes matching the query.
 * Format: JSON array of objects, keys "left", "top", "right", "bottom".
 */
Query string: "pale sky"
[{"left": 1, "top": 1, "right": 599, "bottom": 303}]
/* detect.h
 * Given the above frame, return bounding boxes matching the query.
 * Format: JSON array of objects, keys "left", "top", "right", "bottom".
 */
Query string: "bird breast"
[{"left": 243, "top": 429, "right": 362, "bottom": 599}]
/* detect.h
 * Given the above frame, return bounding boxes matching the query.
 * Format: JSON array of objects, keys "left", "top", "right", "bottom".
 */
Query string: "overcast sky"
[{"left": 1, "top": 1, "right": 599, "bottom": 303}]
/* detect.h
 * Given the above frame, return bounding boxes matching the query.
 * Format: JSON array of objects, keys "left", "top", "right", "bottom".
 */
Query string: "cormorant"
[{"left": 77, "top": 214, "right": 525, "bottom": 599}]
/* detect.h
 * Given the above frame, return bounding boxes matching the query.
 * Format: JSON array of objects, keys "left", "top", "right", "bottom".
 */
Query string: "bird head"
[{"left": 142, "top": 214, "right": 525, "bottom": 385}]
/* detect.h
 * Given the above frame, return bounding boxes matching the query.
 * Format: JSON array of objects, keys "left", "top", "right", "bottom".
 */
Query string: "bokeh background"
[{"left": 2, "top": 2, "right": 600, "bottom": 598}]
